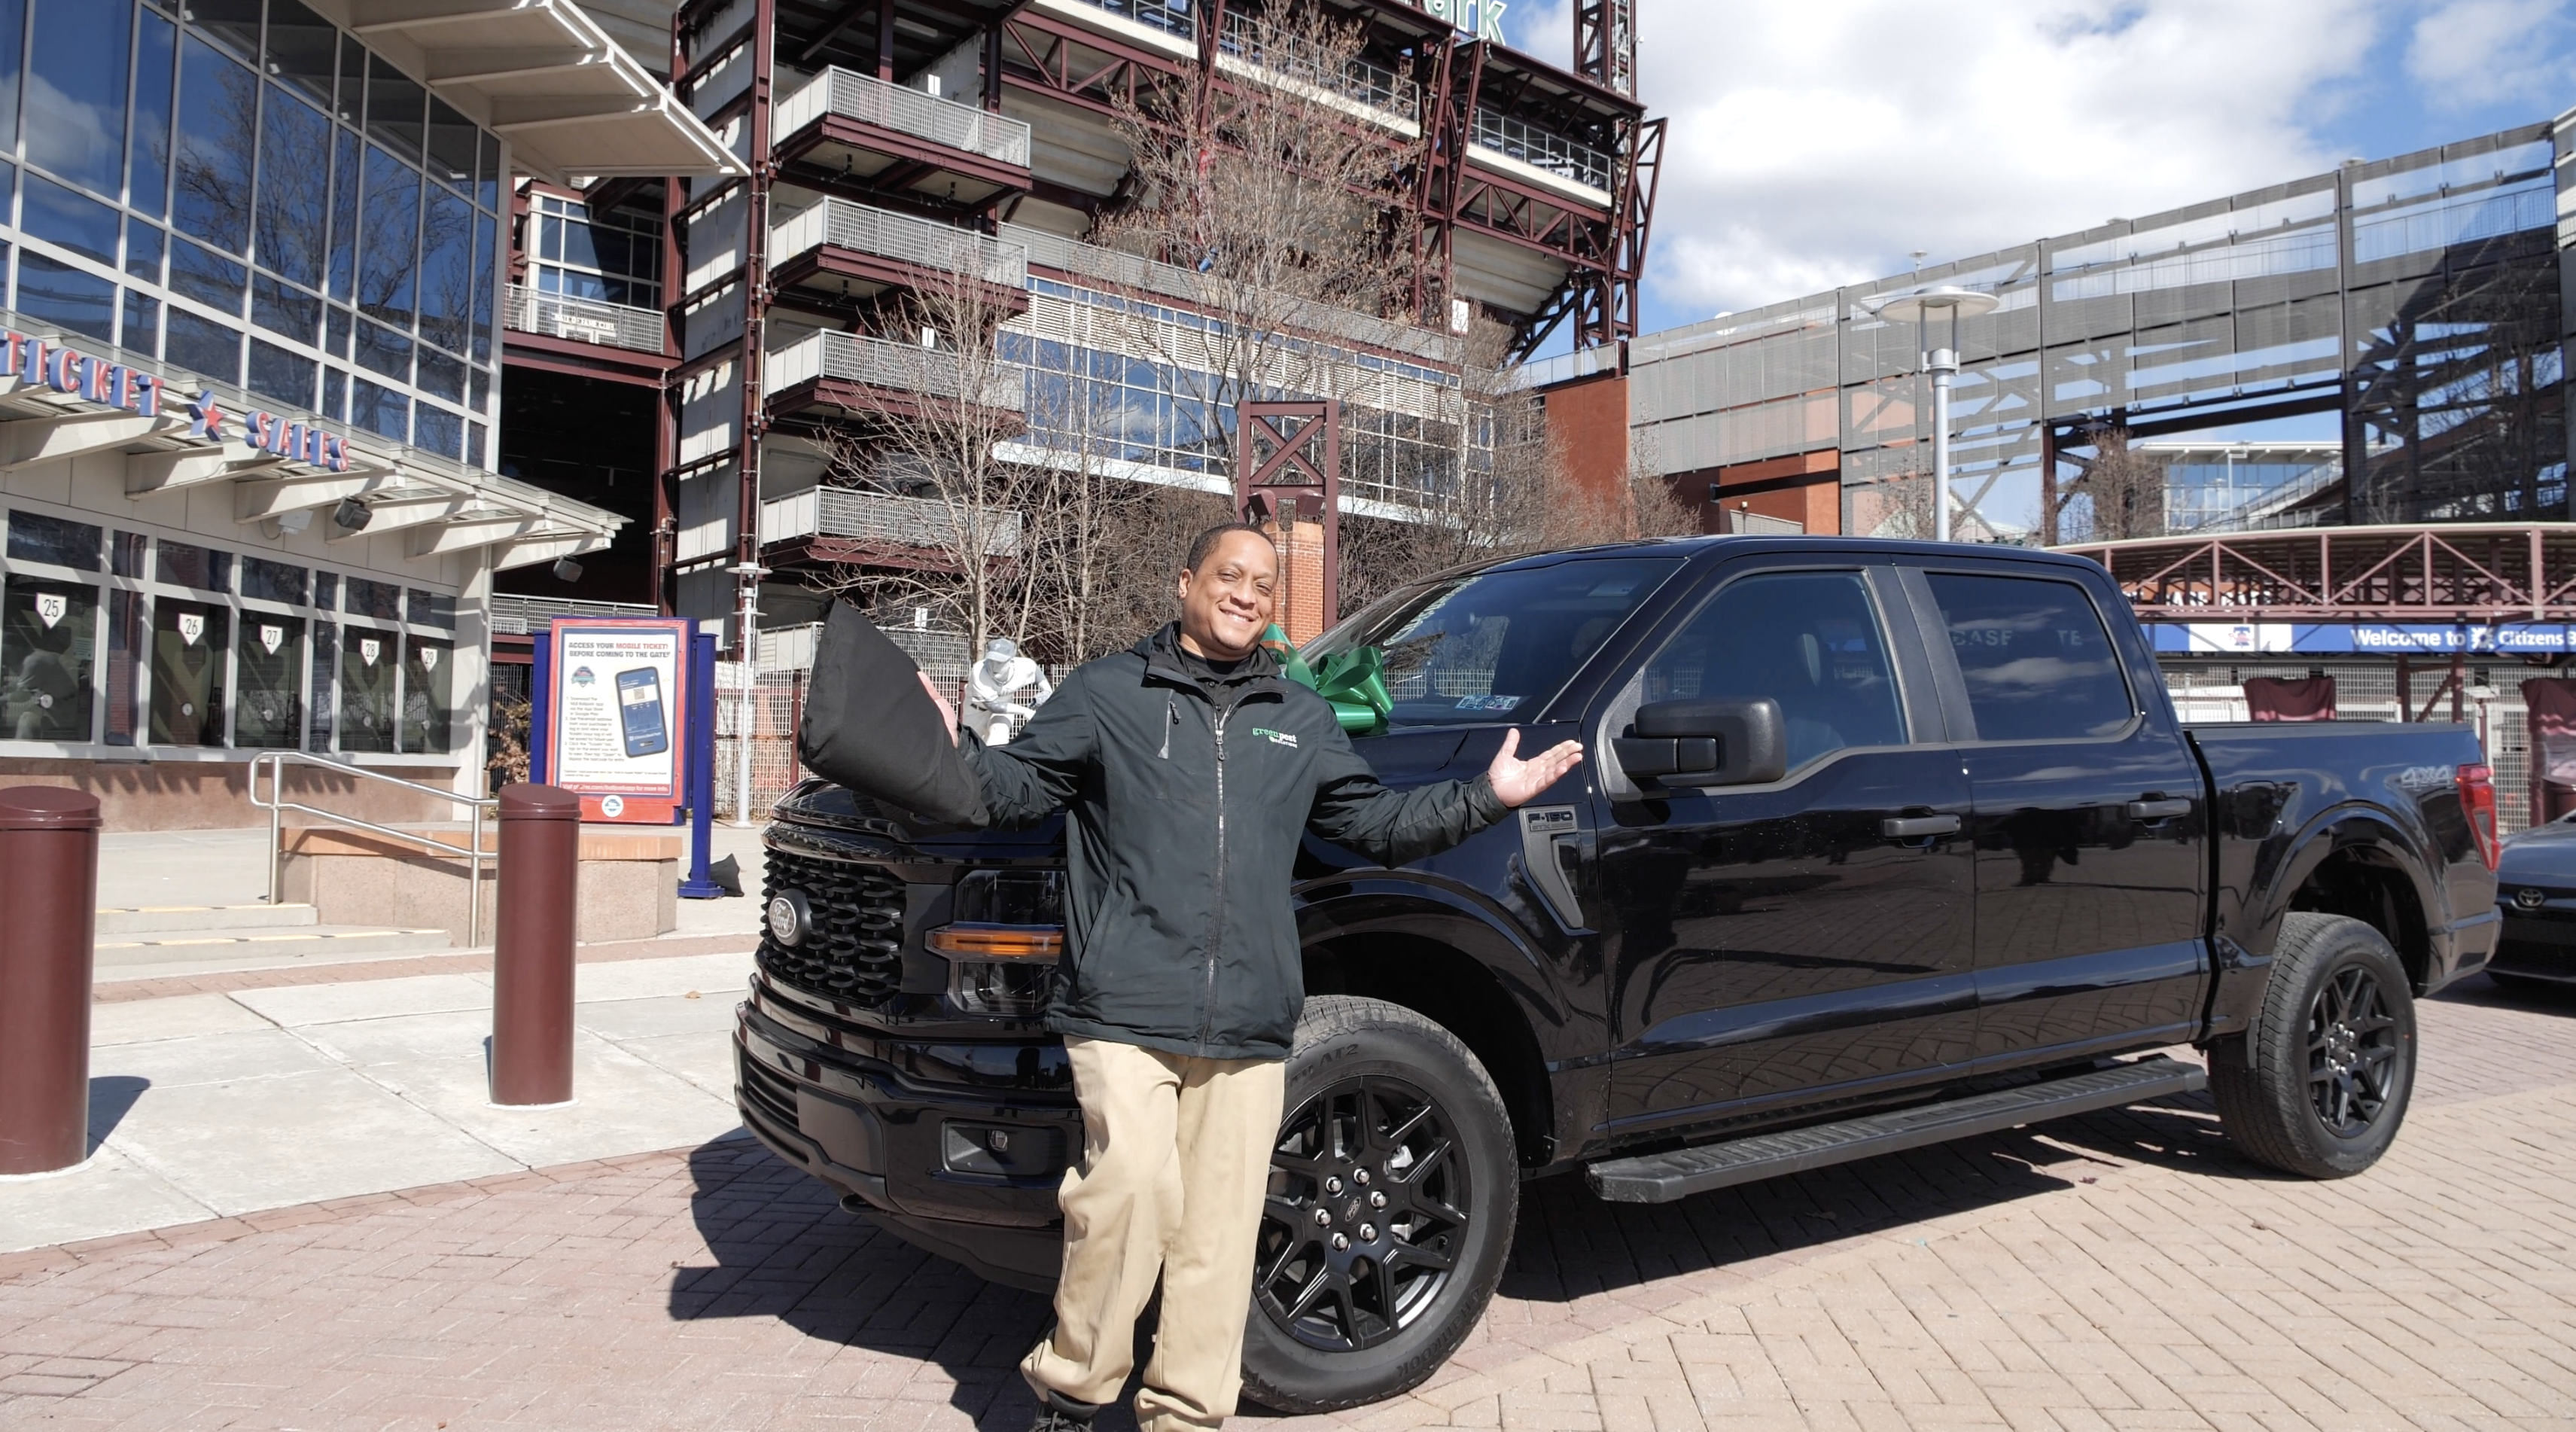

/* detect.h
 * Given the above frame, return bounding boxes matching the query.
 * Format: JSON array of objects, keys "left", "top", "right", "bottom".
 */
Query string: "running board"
[{"left": 1585, "top": 1056, "right": 2206, "bottom": 1205}]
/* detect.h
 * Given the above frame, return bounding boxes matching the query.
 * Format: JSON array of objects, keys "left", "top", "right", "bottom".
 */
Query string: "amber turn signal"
[{"left": 926, "top": 922, "right": 1065, "bottom": 959}]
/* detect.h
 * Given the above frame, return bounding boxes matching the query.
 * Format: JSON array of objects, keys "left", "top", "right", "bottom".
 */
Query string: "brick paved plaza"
[{"left": 4, "top": 979, "right": 2572, "bottom": 1432}]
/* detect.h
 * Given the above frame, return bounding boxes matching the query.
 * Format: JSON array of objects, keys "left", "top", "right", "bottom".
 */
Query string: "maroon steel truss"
[
  {"left": 1237, "top": 400, "right": 1342, "bottom": 627},
  {"left": 2060, "top": 525, "right": 2576, "bottom": 623}
]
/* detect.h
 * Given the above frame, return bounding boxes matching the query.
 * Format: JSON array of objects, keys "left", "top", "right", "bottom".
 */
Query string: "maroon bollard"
[
  {"left": 491, "top": 784, "right": 581, "bottom": 1106},
  {"left": 0, "top": 788, "right": 102, "bottom": 1175}
]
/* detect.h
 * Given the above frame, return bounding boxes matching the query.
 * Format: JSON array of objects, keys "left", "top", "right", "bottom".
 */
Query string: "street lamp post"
[
  {"left": 729, "top": 561, "right": 769, "bottom": 827},
  {"left": 1873, "top": 285, "right": 1999, "bottom": 542}
]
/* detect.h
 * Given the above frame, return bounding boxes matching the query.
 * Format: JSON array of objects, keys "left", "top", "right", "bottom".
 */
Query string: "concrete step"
[
  {"left": 93, "top": 924, "right": 458, "bottom": 981},
  {"left": 97, "top": 903, "right": 321, "bottom": 936}
]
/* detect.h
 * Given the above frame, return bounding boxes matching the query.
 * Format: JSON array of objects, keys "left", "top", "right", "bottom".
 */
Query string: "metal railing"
[
  {"left": 763, "top": 330, "right": 1028, "bottom": 410},
  {"left": 1469, "top": 109, "right": 1615, "bottom": 193},
  {"left": 489, "top": 593, "right": 663, "bottom": 635},
  {"left": 248, "top": 751, "right": 498, "bottom": 946},
  {"left": 501, "top": 284, "right": 666, "bottom": 354},
  {"left": 771, "top": 198, "right": 1029, "bottom": 288},
  {"left": 1059, "top": 0, "right": 1196, "bottom": 39},
  {"left": 1217, "top": 9, "right": 1418, "bottom": 124},
  {"left": 774, "top": 66, "right": 1033, "bottom": 166},
  {"left": 758, "top": 486, "right": 1025, "bottom": 556}
]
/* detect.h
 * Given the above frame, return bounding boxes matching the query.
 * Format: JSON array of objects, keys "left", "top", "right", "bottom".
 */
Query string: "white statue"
[{"left": 967, "top": 637, "right": 1052, "bottom": 745}]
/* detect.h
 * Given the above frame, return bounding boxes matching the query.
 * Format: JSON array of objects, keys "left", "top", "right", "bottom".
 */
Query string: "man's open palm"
[{"left": 1486, "top": 729, "right": 1584, "bottom": 808}]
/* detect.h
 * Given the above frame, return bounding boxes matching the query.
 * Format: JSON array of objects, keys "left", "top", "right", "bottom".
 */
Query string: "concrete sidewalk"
[{"left": 0, "top": 950, "right": 755, "bottom": 1254}]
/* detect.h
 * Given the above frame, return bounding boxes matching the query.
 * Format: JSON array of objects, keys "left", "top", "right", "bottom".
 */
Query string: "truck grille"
[{"left": 760, "top": 851, "right": 906, "bottom": 1003}]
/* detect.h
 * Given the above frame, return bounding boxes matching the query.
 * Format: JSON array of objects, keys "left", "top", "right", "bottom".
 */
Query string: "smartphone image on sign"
[{"left": 616, "top": 667, "right": 668, "bottom": 758}]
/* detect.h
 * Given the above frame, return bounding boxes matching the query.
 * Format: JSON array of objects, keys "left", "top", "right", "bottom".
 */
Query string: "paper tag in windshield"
[
  {"left": 1456, "top": 694, "right": 1522, "bottom": 712},
  {"left": 1588, "top": 580, "right": 1639, "bottom": 596}
]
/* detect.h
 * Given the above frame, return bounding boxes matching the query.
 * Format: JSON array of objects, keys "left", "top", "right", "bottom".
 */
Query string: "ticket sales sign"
[
  {"left": 544, "top": 617, "right": 692, "bottom": 823},
  {"left": 0, "top": 328, "right": 357, "bottom": 471}
]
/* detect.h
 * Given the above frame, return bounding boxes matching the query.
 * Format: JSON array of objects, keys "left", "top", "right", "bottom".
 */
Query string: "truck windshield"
[{"left": 1306, "top": 556, "right": 1682, "bottom": 727}]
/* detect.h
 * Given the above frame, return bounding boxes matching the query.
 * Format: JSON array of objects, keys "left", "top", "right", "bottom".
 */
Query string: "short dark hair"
[{"left": 1184, "top": 521, "right": 1274, "bottom": 573}]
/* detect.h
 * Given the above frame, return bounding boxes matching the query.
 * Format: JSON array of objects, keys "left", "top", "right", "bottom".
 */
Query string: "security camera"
[
  {"left": 261, "top": 508, "right": 314, "bottom": 539},
  {"left": 553, "top": 557, "right": 583, "bottom": 583},
  {"left": 330, "top": 497, "right": 372, "bottom": 533}
]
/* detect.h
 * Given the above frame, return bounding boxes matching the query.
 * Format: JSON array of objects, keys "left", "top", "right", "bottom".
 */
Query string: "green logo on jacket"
[{"left": 1250, "top": 727, "right": 1298, "bottom": 748}]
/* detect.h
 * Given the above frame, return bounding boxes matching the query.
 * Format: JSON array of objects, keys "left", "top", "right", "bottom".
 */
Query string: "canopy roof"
[{"left": 320, "top": 0, "right": 740, "bottom": 181}]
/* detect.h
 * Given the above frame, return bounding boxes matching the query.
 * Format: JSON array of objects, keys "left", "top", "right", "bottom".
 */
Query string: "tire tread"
[{"left": 2209, "top": 912, "right": 2413, "bottom": 1179}]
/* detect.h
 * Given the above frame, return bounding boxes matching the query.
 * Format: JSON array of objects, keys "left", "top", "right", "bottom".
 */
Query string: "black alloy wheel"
[
  {"left": 2212, "top": 912, "right": 2417, "bottom": 1178},
  {"left": 1238, "top": 996, "right": 1518, "bottom": 1415},
  {"left": 1256, "top": 1074, "right": 1470, "bottom": 1353},
  {"left": 2307, "top": 964, "right": 2400, "bottom": 1137}
]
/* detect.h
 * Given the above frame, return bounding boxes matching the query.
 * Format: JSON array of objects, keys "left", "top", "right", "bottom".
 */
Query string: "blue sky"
[{"left": 1502, "top": 1, "right": 2576, "bottom": 346}]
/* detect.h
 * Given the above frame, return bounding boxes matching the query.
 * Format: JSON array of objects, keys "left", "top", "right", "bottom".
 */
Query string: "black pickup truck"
[{"left": 735, "top": 535, "right": 2501, "bottom": 1412}]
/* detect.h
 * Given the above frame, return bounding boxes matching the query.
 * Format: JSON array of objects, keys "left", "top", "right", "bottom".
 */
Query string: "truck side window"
[
  {"left": 1642, "top": 571, "right": 1905, "bottom": 772},
  {"left": 1926, "top": 573, "right": 2134, "bottom": 742}
]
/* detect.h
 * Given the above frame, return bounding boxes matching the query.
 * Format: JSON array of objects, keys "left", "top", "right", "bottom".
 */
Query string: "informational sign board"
[
  {"left": 543, "top": 617, "right": 692, "bottom": 822},
  {"left": 2157, "top": 622, "right": 2576, "bottom": 656}
]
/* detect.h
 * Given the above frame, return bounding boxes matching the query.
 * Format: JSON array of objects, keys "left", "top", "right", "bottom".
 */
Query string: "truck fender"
[
  {"left": 1290, "top": 873, "right": 1589, "bottom": 1167},
  {"left": 2209, "top": 802, "right": 2444, "bottom": 1037}
]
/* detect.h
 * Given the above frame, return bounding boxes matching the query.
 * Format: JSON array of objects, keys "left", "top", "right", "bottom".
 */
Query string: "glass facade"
[
  {"left": 1003, "top": 276, "right": 1481, "bottom": 511},
  {"left": 0, "top": 0, "right": 503, "bottom": 468},
  {"left": 1626, "top": 121, "right": 2565, "bottom": 541},
  {"left": 528, "top": 193, "right": 661, "bottom": 309},
  {"left": 0, "top": 507, "right": 462, "bottom": 754}
]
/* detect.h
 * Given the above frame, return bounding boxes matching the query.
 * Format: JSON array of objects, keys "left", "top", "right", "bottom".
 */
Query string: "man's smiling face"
[{"left": 1175, "top": 529, "right": 1278, "bottom": 661}]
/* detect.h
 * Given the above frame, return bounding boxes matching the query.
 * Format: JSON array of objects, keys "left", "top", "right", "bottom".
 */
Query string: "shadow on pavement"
[
  {"left": 86, "top": 1074, "right": 148, "bottom": 1155},
  {"left": 1495, "top": 1091, "right": 2264, "bottom": 1306},
  {"left": 672, "top": 1132, "right": 1170, "bottom": 1430}
]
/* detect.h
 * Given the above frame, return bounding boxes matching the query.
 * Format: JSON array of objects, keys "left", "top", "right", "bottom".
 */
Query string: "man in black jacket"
[{"left": 922, "top": 523, "right": 1580, "bottom": 1432}]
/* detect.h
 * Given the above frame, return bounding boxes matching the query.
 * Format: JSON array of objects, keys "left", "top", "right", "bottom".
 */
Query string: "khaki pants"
[{"left": 1021, "top": 1036, "right": 1286, "bottom": 1432}]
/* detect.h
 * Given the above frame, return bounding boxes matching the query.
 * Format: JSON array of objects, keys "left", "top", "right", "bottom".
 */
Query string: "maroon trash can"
[
  {"left": 0, "top": 788, "right": 102, "bottom": 1175},
  {"left": 491, "top": 784, "right": 581, "bottom": 1106}
]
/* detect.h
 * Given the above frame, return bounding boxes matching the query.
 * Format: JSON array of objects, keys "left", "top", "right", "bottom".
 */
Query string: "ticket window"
[
  {"left": 338, "top": 627, "right": 397, "bottom": 753},
  {"left": 234, "top": 615, "right": 305, "bottom": 750},
  {"left": 1, "top": 578, "right": 96, "bottom": 742},
  {"left": 402, "top": 638, "right": 454, "bottom": 754},
  {"left": 148, "top": 600, "right": 229, "bottom": 746}
]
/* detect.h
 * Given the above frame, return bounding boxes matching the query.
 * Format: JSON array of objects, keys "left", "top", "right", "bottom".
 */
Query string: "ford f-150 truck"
[{"left": 735, "top": 535, "right": 2502, "bottom": 1412}]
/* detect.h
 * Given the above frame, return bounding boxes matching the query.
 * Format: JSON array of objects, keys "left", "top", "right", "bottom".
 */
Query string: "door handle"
[
  {"left": 2127, "top": 798, "right": 2193, "bottom": 822},
  {"left": 1880, "top": 814, "right": 1962, "bottom": 839}
]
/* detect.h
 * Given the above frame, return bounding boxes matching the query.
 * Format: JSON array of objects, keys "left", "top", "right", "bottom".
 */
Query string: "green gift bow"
[{"left": 1262, "top": 624, "right": 1393, "bottom": 735}]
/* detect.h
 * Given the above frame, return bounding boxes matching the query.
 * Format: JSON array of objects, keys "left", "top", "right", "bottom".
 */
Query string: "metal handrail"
[{"left": 248, "top": 751, "right": 500, "bottom": 947}]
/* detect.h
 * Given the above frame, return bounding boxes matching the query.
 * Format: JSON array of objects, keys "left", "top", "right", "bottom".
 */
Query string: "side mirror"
[{"left": 1614, "top": 698, "right": 1786, "bottom": 788}]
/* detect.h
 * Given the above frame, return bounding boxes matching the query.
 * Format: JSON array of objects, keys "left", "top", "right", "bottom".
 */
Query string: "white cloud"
[
  {"left": 1620, "top": 0, "right": 2386, "bottom": 317},
  {"left": 2406, "top": 0, "right": 2574, "bottom": 108}
]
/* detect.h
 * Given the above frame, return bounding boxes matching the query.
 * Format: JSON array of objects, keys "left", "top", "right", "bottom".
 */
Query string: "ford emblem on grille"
[
  {"left": 768, "top": 890, "right": 815, "bottom": 946},
  {"left": 2515, "top": 887, "right": 2547, "bottom": 911}
]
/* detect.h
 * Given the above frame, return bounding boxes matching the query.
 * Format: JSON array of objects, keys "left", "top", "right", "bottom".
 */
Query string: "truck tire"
[
  {"left": 2210, "top": 913, "right": 2416, "bottom": 1178},
  {"left": 1238, "top": 996, "right": 1518, "bottom": 1415}
]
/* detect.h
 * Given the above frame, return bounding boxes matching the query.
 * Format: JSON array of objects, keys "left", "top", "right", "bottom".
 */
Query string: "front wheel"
[
  {"left": 2210, "top": 913, "right": 2416, "bottom": 1178},
  {"left": 1238, "top": 996, "right": 1518, "bottom": 1415}
]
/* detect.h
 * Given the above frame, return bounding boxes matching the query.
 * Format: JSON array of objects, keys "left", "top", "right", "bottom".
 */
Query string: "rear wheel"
[
  {"left": 1238, "top": 996, "right": 1518, "bottom": 1415},
  {"left": 2210, "top": 913, "right": 2416, "bottom": 1178}
]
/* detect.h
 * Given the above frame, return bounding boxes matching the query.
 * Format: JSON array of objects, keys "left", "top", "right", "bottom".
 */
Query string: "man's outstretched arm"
[
  {"left": 921, "top": 670, "right": 1095, "bottom": 827},
  {"left": 1307, "top": 726, "right": 1584, "bottom": 867}
]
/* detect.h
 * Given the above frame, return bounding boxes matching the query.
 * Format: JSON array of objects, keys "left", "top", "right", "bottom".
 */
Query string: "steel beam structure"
[{"left": 2060, "top": 524, "right": 2576, "bottom": 624}]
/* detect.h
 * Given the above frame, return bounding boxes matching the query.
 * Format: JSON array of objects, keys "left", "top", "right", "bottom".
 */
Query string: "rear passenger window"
[
  {"left": 1642, "top": 571, "right": 1906, "bottom": 772},
  {"left": 1926, "top": 574, "right": 2134, "bottom": 741}
]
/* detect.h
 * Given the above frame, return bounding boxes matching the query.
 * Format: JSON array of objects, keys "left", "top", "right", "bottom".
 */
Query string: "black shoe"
[{"left": 1028, "top": 1388, "right": 1098, "bottom": 1431}]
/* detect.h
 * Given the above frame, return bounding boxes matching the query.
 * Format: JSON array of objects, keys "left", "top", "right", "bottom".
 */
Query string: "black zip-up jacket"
[{"left": 960, "top": 624, "right": 1509, "bottom": 1060}]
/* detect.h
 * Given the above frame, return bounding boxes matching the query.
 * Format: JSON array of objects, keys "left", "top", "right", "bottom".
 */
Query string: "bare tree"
[
  {"left": 806, "top": 244, "right": 1043, "bottom": 658},
  {"left": 2068, "top": 425, "right": 2167, "bottom": 541}
]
